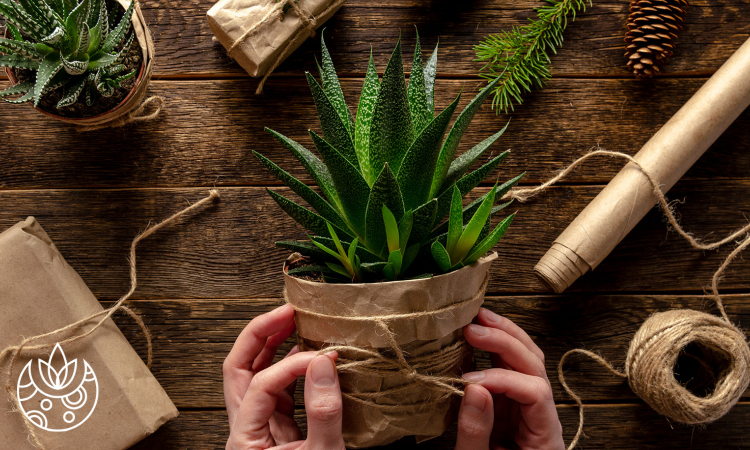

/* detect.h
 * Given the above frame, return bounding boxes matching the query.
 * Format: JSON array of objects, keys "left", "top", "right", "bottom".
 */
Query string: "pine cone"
[{"left": 624, "top": 0, "right": 689, "bottom": 77}]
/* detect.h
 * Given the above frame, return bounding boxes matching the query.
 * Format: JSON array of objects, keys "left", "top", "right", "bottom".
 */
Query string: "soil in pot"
[{"left": 7, "top": 0, "right": 143, "bottom": 118}]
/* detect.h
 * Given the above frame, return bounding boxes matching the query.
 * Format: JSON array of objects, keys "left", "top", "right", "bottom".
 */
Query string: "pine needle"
[{"left": 475, "top": 0, "right": 591, "bottom": 114}]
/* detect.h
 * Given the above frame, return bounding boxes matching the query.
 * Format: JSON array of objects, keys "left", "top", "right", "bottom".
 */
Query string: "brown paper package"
[
  {"left": 285, "top": 253, "right": 497, "bottom": 448},
  {"left": 535, "top": 36, "right": 750, "bottom": 293},
  {"left": 0, "top": 217, "right": 178, "bottom": 450},
  {"left": 207, "top": 0, "right": 344, "bottom": 78}
]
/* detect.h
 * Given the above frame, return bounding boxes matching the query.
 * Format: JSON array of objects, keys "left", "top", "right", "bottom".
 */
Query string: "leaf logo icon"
[{"left": 38, "top": 343, "right": 78, "bottom": 391}]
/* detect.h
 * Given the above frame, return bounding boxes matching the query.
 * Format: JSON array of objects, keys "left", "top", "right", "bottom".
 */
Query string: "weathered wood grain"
[
  {"left": 130, "top": 403, "right": 750, "bottom": 449},
  {"left": 0, "top": 183, "right": 748, "bottom": 298},
  {"left": 112, "top": 294, "right": 750, "bottom": 408},
  {"left": 1, "top": 78, "right": 749, "bottom": 189},
  {"left": 90, "top": 0, "right": 750, "bottom": 78}
]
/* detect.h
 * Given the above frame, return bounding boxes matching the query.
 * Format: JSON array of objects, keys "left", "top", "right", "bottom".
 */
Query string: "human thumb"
[{"left": 304, "top": 354, "right": 345, "bottom": 450}]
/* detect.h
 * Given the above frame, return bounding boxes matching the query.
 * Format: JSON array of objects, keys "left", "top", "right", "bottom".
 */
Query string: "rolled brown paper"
[{"left": 535, "top": 36, "right": 750, "bottom": 293}]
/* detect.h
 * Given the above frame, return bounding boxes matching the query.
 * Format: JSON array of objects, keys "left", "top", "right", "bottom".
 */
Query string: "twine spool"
[{"left": 626, "top": 309, "right": 750, "bottom": 424}]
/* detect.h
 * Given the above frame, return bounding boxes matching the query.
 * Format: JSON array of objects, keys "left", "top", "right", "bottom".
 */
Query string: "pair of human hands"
[{"left": 223, "top": 304, "right": 564, "bottom": 450}]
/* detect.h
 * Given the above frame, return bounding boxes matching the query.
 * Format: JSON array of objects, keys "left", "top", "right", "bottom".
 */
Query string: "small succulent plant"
[
  {"left": 0, "top": 0, "right": 137, "bottom": 108},
  {"left": 256, "top": 32, "right": 524, "bottom": 283}
]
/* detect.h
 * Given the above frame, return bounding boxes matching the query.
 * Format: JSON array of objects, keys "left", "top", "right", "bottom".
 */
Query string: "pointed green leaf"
[
  {"left": 266, "top": 127, "right": 343, "bottom": 213},
  {"left": 383, "top": 262, "right": 396, "bottom": 281},
  {"left": 61, "top": 0, "right": 76, "bottom": 16},
  {"left": 310, "top": 131, "right": 370, "bottom": 238},
  {"left": 398, "top": 210, "right": 413, "bottom": 251},
  {"left": 369, "top": 37, "right": 414, "bottom": 176},
  {"left": 423, "top": 42, "right": 438, "bottom": 115},
  {"left": 431, "top": 241, "right": 451, "bottom": 273},
  {"left": 56, "top": 75, "right": 85, "bottom": 107},
  {"left": 410, "top": 198, "right": 437, "bottom": 244},
  {"left": 433, "top": 199, "right": 513, "bottom": 238},
  {"left": 98, "top": 0, "right": 132, "bottom": 54},
  {"left": 326, "top": 262, "right": 352, "bottom": 278},
  {"left": 2, "top": 90, "right": 34, "bottom": 103},
  {"left": 0, "top": 0, "right": 46, "bottom": 40},
  {"left": 446, "top": 186, "right": 463, "bottom": 255},
  {"left": 287, "top": 264, "right": 334, "bottom": 277},
  {"left": 364, "top": 163, "right": 404, "bottom": 258},
  {"left": 88, "top": 0, "right": 101, "bottom": 27},
  {"left": 401, "top": 243, "right": 419, "bottom": 274},
  {"left": 6, "top": 23, "right": 23, "bottom": 41},
  {"left": 388, "top": 249, "right": 403, "bottom": 275},
  {"left": 434, "top": 152, "right": 510, "bottom": 224},
  {"left": 0, "top": 37, "right": 49, "bottom": 60},
  {"left": 62, "top": 54, "right": 88, "bottom": 75},
  {"left": 452, "top": 184, "right": 497, "bottom": 264},
  {"left": 87, "top": 52, "right": 116, "bottom": 70},
  {"left": 319, "top": 30, "right": 354, "bottom": 136},
  {"left": 354, "top": 48, "right": 380, "bottom": 185},
  {"left": 361, "top": 261, "right": 387, "bottom": 276},
  {"left": 347, "top": 237, "right": 359, "bottom": 268},
  {"left": 0, "top": 54, "right": 40, "bottom": 70},
  {"left": 464, "top": 213, "right": 515, "bottom": 265},
  {"left": 407, "top": 30, "right": 431, "bottom": 135},
  {"left": 267, "top": 189, "right": 352, "bottom": 240},
  {"left": 306, "top": 72, "right": 357, "bottom": 166},
  {"left": 0, "top": 81, "right": 34, "bottom": 97},
  {"left": 397, "top": 94, "right": 460, "bottom": 211},
  {"left": 429, "top": 76, "right": 502, "bottom": 198},
  {"left": 382, "top": 205, "right": 399, "bottom": 254},
  {"left": 442, "top": 125, "right": 510, "bottom": 194},
  {"left": 253, "top": 151, "right": 349, "bottom": 232},
  {"left": 33, "top": 52, "right": 63, "bottom": 106},
  {"left": 314, "top": 237, "right": 382, "bottom": 263}
]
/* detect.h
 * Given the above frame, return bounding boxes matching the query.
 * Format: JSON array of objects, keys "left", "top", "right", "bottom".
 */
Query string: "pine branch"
[{"left": 475, "top": 0, "right": 591, "bottom": 114}]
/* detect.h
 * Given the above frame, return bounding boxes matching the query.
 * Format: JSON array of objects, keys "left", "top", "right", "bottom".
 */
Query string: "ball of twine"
[{"left": 626, "top": 309, "right": 750, "bottom": 424}]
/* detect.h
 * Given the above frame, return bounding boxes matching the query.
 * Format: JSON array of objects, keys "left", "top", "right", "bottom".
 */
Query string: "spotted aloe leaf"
[
  {"left": 319, "top": 30, "right": 354, "bottom": 137},
  {"left": 365, "top": 163, "right": 404, "bottom": 258},
  {"left": 407, "top": 30, "right": 431, "bottom": 135},
  {"left": 354, "top": 48, "right": 380, "bottom": 185},
  {"left": 33, "top": 52, "right": 63, "bottom": 105},
  {"left": 368, "top": 37, "right": 414, "bottom": 177},
  {"left": 306, "top": 72, "right": 357, "bottom": 166}
]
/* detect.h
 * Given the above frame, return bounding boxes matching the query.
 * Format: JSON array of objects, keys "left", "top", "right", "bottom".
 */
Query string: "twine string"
[
  {"left": 506, "top": 147, "right": 750, "bottom": 449},
  {"left": 225, "top": 0, "right": 346, "bottom": 95},
  {"left": 0, "top": 189, "right": 220, "bottom": 449},
  {"left": 288, "top": 275, "right": 489, "bottom": 407}
]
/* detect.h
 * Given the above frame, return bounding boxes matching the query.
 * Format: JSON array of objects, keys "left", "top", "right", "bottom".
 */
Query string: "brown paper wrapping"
[
  {"left": 0, "top": 217, "right": 178, "bottom": 449},
  {"left": 535, "top": 36, "right": 750, "bottom": 293},
  {"left": 285, "top": 253, "right": 497, "bottom": 448},
  {"left": 207, "top": 0, "right": 344, "bottom": 78}
]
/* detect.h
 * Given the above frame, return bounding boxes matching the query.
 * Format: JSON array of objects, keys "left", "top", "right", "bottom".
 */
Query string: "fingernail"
[
  {"left": 462, "top": 371, "right": 485, "bottom": 382},
  {"left": 463, "top": 385, "right": 487, "bottom": 414},
  {"left": 481, "top": 308, "right": 502, "bottom": 325},
  {"left": 468, "top": 324, "right": 490, "bottom": 336},
  {"left": 310, "top": 355, "right": 336, "bottom": 387}
]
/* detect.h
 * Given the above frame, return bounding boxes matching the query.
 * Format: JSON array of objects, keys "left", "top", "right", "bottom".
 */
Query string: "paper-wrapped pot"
[{"left": 284, "top": 252, "right": 497, "bottom": 448}]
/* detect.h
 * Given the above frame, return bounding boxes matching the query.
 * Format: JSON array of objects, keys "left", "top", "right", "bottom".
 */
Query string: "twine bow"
[
  {"left": 0, "top": 190, "right": 220, "bottom": 449},
  {"left": 227, "top": 0, "right": 347, "bottom": 94}
]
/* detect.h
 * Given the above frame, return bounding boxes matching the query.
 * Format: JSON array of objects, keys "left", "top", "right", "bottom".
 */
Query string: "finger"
[
  {"left": 224, "top": 305, "right": 296, "bottom": 424},
  {"left": 463, "top": 368, "right": 559, "bottom": 434},
  {"left": 477, "top": 308, "right": 544, "bottom": 363},
  {"left": 465, "top": 324, "right": 547, "bottom": 379},
  {"left": 232, "top": 351, "right": 317, "bottom": 442},
  {"left": 270, "top": 409, "right": 303, "bottom": 445},
  {"left": 454, "top": 384, "right": 493, "bottom": 450},
  {"left": 304, "top": 354, "right": 345, "bottom": 450},
  {"left": 252, "top": 317, "right": 297, "bottom": 372}
]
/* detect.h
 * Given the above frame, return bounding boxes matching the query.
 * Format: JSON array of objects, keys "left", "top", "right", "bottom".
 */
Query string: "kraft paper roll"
[{"left": 535, "top": 36, "right": 750, "bottom": 293}]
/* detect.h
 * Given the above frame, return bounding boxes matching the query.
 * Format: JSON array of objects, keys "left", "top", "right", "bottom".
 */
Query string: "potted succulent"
[
  {"left": 255, "top": 33, "right": 523, "bottom": 448},
  {"left": 0, "top": 0, "right": 155, "bottom": 127}
]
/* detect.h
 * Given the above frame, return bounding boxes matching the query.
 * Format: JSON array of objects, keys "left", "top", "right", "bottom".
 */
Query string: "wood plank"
[
  {"left": 130, "top": 403, "right": 750, "bottom": 449},
  {"left": 108, "top": 0, "right": 750, "bottom": 78},
  {"left": 0, "top": 183, "right": 748, "bottom": 298},
  {"left": 112, "top": 294, "right": 750, "bottom": 408},
  {"left": 1, "top": 78, "right": 749, "bottom": 189}
]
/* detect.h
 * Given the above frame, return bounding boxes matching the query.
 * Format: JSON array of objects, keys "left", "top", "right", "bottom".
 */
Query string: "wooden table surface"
[{"left": 2, "top": 0, "right": 750, "bottom": 448}]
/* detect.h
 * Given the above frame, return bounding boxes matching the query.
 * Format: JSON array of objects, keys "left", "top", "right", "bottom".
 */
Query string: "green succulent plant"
[
  {"left": 256, "top": 32, "right": 524, "bottom": 283},
  {"left": 0, "top": 0, "right": 137, "bottom": 108}
]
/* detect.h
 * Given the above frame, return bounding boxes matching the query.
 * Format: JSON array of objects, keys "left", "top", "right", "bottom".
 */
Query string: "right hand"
[
  {"left": 223, "top": 304, "right": 346, "bottom": 450},
  {"left": 454, "top": 308, "right": 565, "bottom": 450}
]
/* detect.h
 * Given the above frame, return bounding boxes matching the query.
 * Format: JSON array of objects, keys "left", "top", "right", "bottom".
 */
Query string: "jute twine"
[
  {"left": 287, "top": 275, "right": 491, "bottom": 409},
  {"left": 500, "top": 148, "right": 750, "bottom": 449},
  {"left": 227, "top": 0, "right": 347, "bottom": 95},
  {"left": 0, "top": 189, "right": 220, "bottom": 449}
]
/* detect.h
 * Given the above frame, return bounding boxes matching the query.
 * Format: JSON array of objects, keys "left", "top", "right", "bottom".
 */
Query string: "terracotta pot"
[{"left": 3, "top": 0, "right": 154, "bottom": 127}]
